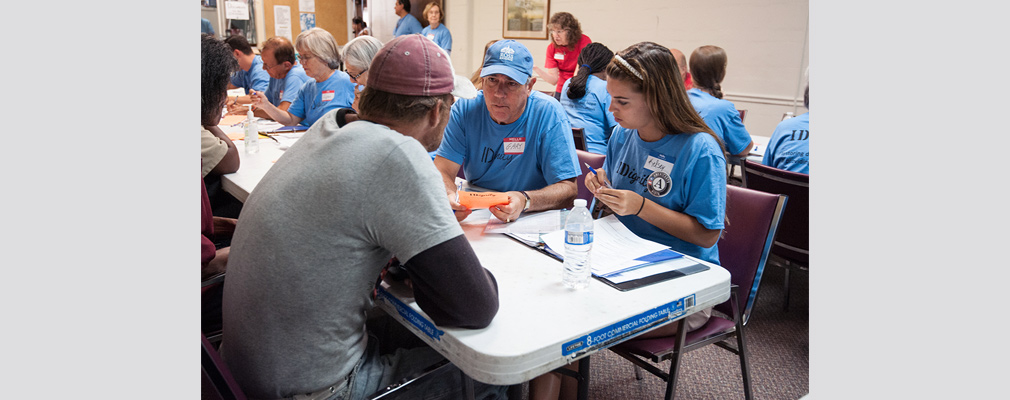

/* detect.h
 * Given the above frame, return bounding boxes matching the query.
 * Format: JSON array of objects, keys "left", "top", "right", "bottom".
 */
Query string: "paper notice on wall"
[
  {"left": 300, "top": 13, "right": 316, "bottom": 32},
  {"left": 274, "top": 6, "right": 292, "bottom": 41},
  {"left": 225, "top": 1, "right": 249, "bottom": 20},
  {"left": 299, "top": 0, "right": 315, "bottom": 13}
]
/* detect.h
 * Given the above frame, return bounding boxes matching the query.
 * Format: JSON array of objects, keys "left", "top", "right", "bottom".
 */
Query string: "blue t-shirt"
[
  {"left": 420, "top": 24, "right": 452, "bottom": 55},
  {"left": 265, "top": 64, "right": 312, "bottom": 107},
  {"left": 287, "top": 70, "right": 355, "bottom": 127},
  {"left": 201, "top": 18, "right": 215, "bottom": 35},
  {"left": 437, "top": 91, "right": 581, "bottom": 192},
  {"left": 560, "top": 75, "right": 617, "bottom": 155},
  {"left": 605, "top": 127, "right": 727, "bottom": 265},
  {"left": 394, "top": 14, "right": 423, "bottom": 36},
  {"left": 763, "top": 112, "right": 809, "bottom": 174},
  {"left": 687, "top": 88, "right": 751, "bottom": 156},
  {"left": 230, "top": 55, "right": 270, "bottom": 94}
]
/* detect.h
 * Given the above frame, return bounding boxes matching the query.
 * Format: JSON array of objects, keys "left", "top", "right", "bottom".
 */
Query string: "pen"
[
  {"left": 585, "top": 163, "right": 610, "bottom": 188},
  {"left": 258, "top": 132, "right": 280, "bottom": 143}
]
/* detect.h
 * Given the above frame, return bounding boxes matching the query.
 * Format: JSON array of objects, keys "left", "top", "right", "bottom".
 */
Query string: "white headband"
[{"left": 613, "top": 54, "right": 644, "bottom": 81}]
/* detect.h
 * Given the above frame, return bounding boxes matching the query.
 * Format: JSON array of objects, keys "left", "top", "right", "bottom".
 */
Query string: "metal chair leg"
[
  {"left": 736, "top": 323, "right": 754, "bottom": 400},
  {"left": 663, "top": 322, "right": 689, "bottom": 400}
]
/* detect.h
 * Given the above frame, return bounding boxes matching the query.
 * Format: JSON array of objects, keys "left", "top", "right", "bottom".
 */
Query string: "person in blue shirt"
[
  {"left": 224, "top": 35, "right": 271, "bottom": 113},
  {"left": 256, "top": 36, "right": 312, "bottom": 117},
  {"left": 764, "top": 83, "right": 809, "bottom": 174},
  {"left": 420, "top": 1, "right": 452, "bottom": 55},
  {"left": 201, "top": 18, "right": 215, "bottom": 36},
  {"left": 434, "top": 40, "right": 581, "bottom": 224},
  {"left": 341, "top": 35, "right": 384, "bottom": 112},
  {"left": 251, "top": 28, "right": 355, "bottom": 128},
  {"left": 687, "top": 45, "right": 753, "bottom": 158},
  {"left": 393, "top": 0, "right": 423, "bottom": 37},
  {"left": 560, "top": 42, "right": 617, "bottom": 155}
]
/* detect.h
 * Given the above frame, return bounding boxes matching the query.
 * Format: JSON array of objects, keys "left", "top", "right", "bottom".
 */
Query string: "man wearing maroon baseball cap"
[
  {"left": 433, "top": 39, "right": 582, "bottom": 224},
  {"left": 221, "top": 34, "right": 505, "bottom": 400}
]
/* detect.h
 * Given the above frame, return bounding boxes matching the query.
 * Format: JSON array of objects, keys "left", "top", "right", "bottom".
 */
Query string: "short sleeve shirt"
[
  {"left": 265, "top": 64, "right": 312, "bottom": 107},
  {"left": 436, "top": 91, "right": 581, "bottom": 192},
  {"left": 287, "top": 70, "right": 355, "bottom": 127},
  {"left": 420, "top": 24, "right": 452, "bottom": 55},
  {"left": 544, "top": 34, "right": 591, "bottom": 94},
  {"left": 605, "top": 127, "right": 727, "bottom": 264},
  {"left": 560, "top": 74, "right": 616, "bottom": 154},
  {"left": 230, "top": 55, "right": 270, "bottom": 94},
  {"left": 687, "top": 88, "right": 752, "bottom": 155},
  {"left": 763, "top": 112, "right": 809, "bottom": 174}
]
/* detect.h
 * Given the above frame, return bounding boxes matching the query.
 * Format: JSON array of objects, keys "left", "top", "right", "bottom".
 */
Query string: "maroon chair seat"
[{"left": 575, "top": 150, "right": 605, "bottom": 206}]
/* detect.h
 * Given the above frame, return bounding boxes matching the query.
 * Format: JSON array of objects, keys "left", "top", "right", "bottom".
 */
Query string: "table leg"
[
  {"left": 577, "top": 357, "right": 590, "bottom": 400},
  {"left": 460, "top": 369, "right": 475, "bottom": 400}
]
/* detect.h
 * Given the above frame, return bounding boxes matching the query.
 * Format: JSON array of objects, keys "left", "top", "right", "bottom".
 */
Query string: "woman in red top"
[{"left": 534, "top": 12, "right": 591, "bottom": 99}]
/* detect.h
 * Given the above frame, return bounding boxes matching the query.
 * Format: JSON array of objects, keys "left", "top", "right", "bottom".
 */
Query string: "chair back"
[
  {"left": 575, "top": 150, "right": 605, "bottom": 204},
  {"left": 572, "top": 128, "right": 587, "bottom": 152},
  {"left": 740, "top": 160, "right": 809, "bottom": 265},
  {"left": 717, "top": 185, "right": 787, "bottom": 325},
  {"left": 202, "top": 333, "right": 248, "bottom": 400},
  {"left": 737, "top": 109, "right": 748, "bottom": 123}
]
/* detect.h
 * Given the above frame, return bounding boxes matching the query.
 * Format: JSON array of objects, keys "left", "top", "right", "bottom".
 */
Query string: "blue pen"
[{"left": 585, "top": 163, "right": 610, "bottom": 188}]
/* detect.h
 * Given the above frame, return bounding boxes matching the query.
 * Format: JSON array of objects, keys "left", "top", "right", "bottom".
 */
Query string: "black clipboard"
[
  {"left": 504, "top": 233, "right": 564, "bottom": 262},
  {"left": 593, "top": 263, "right": 709, "bottom": 291}
]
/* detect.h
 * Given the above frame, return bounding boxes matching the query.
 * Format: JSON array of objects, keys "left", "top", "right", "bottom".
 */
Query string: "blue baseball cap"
[{"left": 480, "top": 40, "right": 533, "bottom": 84}]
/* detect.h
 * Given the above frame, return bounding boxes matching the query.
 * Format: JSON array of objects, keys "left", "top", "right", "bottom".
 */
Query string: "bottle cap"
[{"left": 574, "top": 199, "right": 587, "bottom": 208}]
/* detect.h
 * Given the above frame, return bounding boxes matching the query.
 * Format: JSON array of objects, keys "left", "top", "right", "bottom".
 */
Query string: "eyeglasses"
[
  {"left": 262, "top": 61, "right": 285, "bottom": 70},
  {"left": 483, "top": 76, "right": 524, "bottom": 93},
  {"left": 348, "top": 67, "right": 368, "bottom": 82},
  {"left": 298, "top": 53, "right": 315, "bottom": 63}
]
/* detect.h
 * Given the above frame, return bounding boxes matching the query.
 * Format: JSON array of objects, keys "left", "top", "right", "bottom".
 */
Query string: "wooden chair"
[
  {"left": 607, "top": 185, "right": 787, "bottom": 400},
  {"left": 741, "top": 159, "right": 808, "bottom": 311}
]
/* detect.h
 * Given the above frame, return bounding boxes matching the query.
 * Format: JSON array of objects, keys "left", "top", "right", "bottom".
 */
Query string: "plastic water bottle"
[
  {"left": 244, "top": 105, "right": 259, "bottom": 154},
  {"left": 562, "top": 199, "right": 593, "bottom": 289}
]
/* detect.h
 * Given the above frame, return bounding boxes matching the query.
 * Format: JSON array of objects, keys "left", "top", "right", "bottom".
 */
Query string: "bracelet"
[{"left": 634, "top": 195, "right": 646, "bottom": 216}]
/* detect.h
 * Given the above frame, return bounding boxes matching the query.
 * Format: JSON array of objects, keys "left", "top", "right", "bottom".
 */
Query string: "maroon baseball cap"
[{"left": 367, "top": 34, "right": 476, "bottom": 98}]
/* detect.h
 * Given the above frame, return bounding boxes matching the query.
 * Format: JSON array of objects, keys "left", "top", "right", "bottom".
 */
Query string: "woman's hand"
[{"left": 594, "top": 187, "right": 644, "bottom": 216}]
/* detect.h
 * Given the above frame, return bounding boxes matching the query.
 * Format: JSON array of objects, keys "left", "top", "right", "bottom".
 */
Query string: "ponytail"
[{"left": 566, "top": 42, "right": 613, "bottom": 99}]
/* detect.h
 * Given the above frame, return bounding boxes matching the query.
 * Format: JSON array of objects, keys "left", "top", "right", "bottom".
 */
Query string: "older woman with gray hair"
[
  {"left": 251, "top": 27, "right": 355, "bottom": 127},
  {"left": 341, "top": 35, "right": 383, "bottom": 112}
]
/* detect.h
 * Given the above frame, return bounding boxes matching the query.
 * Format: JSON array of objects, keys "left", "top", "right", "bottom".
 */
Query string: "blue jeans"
[{"left": 318, "top": 333, "right": 507, "bottom": 400}]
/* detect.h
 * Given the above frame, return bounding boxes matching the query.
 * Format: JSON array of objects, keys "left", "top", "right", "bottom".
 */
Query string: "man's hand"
[
  {"left": 447, "top": 192, "right": 472, "bottom": 222},
  {"left": 489, "top": 191, "right": 525, "bottom": 223}
]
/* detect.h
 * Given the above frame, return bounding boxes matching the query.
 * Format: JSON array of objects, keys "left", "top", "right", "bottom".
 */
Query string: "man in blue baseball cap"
[{"left": 433, "top": 40, "right": 581, "bottom": 223}]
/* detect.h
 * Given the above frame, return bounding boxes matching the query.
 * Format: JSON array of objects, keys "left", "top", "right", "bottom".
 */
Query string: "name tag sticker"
[
  {"left": 504, "top": 137, "right": 526, "bottom": 155},
  {"left": 644, "top": 155, "right": 673, "bottom": 173},
  {"left": 321, "top": 90, "right": 335, "bottom": 102},
  {"left": 427, "top": 34, "right": 435, "bottom": 40},
  {"left": 279, "top": 90, "right": 284, "bottom": 99},
  {"left": 554, "top": 52, "right": 565, "bottom": 61}
]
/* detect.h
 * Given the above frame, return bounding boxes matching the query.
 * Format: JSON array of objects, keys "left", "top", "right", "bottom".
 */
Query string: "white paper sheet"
[
  {"left": 274, "top": 6, "right": 292, "bottom": 41},
  {"left": 541, "top": 214, "right": 669, "bottom": 276},
  {"left": 299, "top": 0, "right": 315, "bottom": 12},
  {"left": 484, "top": 209, "right": 565, "bottom": 235},
  {"left": 225, "top": 1, "right": 249, "bottom": 20}
]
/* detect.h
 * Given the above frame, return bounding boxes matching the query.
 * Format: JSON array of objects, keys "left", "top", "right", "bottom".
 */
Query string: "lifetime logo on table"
[{"left": 561, "top": 294, "right": 694, "bottom": 357}]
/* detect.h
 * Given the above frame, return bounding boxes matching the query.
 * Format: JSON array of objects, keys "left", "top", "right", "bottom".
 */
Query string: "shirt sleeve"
[
  {"left": 435, "top": 101, "right": 469, "bottom": 165},
  {"left": 538, "top": 101, "right": 581, "bottom": 184},
  {"left": 281, "top": 75, "right": 304, "bottom": 104},
  {"left": 200, "top": 128, "right": 229, "bottom": 177},
  {"left": 287, "top": 80, "right": 312, "bottom": 120},
  {"left": 251, "top": 69, "right": 270, "bottom": 92},
  {"left": 683, "top": 137, "right": 727, "bottom": 230}
]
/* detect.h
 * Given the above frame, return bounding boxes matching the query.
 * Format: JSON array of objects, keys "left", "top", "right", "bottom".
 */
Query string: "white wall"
[{"left": 444, "top": 0, "right": 809, "bottom": 138}]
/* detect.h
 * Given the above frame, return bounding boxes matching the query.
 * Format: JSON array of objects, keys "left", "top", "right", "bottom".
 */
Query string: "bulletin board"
[{"left": 263, "top": 0, "right": 348, "bottom": 45}]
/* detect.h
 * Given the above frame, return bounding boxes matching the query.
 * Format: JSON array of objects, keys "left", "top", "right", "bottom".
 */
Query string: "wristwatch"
[{"left": 519, "top": 191, "right": 531, "bottom": 212}]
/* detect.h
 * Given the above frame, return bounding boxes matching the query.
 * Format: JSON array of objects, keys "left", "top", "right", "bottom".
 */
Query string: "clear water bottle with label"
[
  {"left": 562, "top": 199, "right": 593, "bottom": 289},
  {"left": 244, "top": 105, "right": 259, "bottom": 154}
]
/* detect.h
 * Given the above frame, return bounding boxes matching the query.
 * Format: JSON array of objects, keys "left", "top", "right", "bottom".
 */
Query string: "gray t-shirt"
[{"left": 221, "top": 115, "right": 465, "bottom": 398}]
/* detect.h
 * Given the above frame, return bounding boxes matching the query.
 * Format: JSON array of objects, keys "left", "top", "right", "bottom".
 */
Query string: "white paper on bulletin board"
[
  {"left": 299, "top": 0, "right": 315, "bottom": 13},
  {"left": 274, "top": 6, "right": 292, "bottom": 41},
  {"left": 225, "top": 1, "right": 249, "bottom": 20},
  {"left": 300, "top": 13, "right": 316, "bottom": 32}
]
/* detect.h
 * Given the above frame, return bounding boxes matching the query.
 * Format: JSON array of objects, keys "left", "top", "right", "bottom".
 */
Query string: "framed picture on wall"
[{"left": 503, "top": 0, "right": 549, "bottom": 39}]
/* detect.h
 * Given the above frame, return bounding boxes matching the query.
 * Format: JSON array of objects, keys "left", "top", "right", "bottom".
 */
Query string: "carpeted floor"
[{"left": 572, "top": 262, "right": 810, "bottom": 400}]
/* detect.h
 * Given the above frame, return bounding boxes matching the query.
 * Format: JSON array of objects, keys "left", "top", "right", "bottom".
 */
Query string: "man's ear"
[
  {"left": 426, "top": 99, "right": 443, "bottom": 129},
  {"left": 526, "top": 77, "right": 537, "bottom": 90},
  {"left": 232, "top": 49, "right": 243, "bottom": 59}
]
